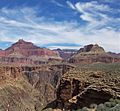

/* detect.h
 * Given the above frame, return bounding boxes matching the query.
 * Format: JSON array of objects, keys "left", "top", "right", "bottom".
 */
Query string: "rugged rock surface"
[
  {"left": 0, "top": 78, "right": 42, "bottom": 111},
  {"left": 54, "top": 63, "right": 120, "bottom": 110},
  {"left": 77, "top": 44, "right": 105, "bottom": 53},
  {"left": 0, "top": 39, "right": 62, "bottom": 65},
  {"left": 69, "top": 44, "right": 120, "bottom": 64},
  {"left": 0, "top": 63, "right": 74, "bottom": 111},
  {"left": 0, "top": 43, "right": 120, "bottom": 111}
]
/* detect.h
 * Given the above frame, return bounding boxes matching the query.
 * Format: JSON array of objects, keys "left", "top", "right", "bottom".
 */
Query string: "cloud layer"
[{"left": 0, "top": 0, "right": 120, "bottom": 52}]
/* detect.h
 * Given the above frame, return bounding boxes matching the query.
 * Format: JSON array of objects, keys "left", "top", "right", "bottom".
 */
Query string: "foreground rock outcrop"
[
  {"left": 69, "top": 44, "right": 120, "bottom": 64},
  {"left": 52, "top": 63, "right": 120, "bottom": 110}
]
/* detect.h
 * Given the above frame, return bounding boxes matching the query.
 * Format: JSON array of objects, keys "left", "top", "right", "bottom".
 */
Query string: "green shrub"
[
  {"left": 81, "top": 107, "right": 88, "bottom": 111},
  {"left": 72, "top": 99, "right": 120, "bottom": 111}
]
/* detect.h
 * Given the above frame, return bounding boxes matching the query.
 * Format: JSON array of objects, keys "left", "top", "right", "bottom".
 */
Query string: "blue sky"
[{"left": 0, "top": 0, "right": 120, "bottom": 52}]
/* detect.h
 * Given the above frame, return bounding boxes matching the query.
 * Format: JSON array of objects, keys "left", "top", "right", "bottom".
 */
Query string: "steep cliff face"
[
  {"left": 69, "top": 44, "right": 120, "bottom": 64},
  {"left": 55, "top": 63, "right": 120, "bottom": 110},
  {"left": 23, "top": 65, "right": 63, "bottom": 104},
  {"left": 0, "top": 63, "right": 74, "bottom": 111},
  {"left": 0, "top": 65, "right": 61, "bottom": 103},
  {"left": 4, "top": 39, "right": 59, "bottom": 57},
  {"left": 0, "top": 39, "right": 62, "bottom": 65},
  {"left": 0, "top": 78, "right": 43, "bottom": 111}
]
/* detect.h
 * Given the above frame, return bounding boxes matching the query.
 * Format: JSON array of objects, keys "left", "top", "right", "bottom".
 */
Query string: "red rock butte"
[
  {"left": 0, "top": 39, "right": 62, "bottom": 65},
  {"left": 68, "top": 44, "right": 120, "bottom": 64}
]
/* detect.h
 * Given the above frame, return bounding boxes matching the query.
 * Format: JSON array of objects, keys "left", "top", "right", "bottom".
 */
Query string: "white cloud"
[
  {"left": 0, "top": 7, "right": 78, "bottom": 43},
  {"left": 75, "top": 1, "right": 111, "bottom": 25},
  {"left": 65, "top": 1, "right": 120, "bottom": 52},
  {"left": 49, "top": 46, "right": 80, "bottom": 50},
  {"left": 0, "top": 6, "right": 120, "bottom": 53},
  {"left": 50, "top": 0, "right": 64, "bottom": 7},
  {"left": 67, "top": 1, "right": 119, "bottom": 31},
  {"left": 66, "top": 1, "right": 76, "bottom": 10}
]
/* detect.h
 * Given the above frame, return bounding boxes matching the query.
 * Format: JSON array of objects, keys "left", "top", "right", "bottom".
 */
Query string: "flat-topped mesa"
[
  {"left": 68, "top": 44, "right": 120, "bottom": 64},
  {"left": 0, "top": 39, "right": 62, "bottom": 65},
  {"left": 78, "top": 44, "right": 105, "bottom": 54}
]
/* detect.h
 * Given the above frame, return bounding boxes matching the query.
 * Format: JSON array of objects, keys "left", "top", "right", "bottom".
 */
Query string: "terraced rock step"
[{"left": 0, "top": 39, "right": 62, "bottom": 65}]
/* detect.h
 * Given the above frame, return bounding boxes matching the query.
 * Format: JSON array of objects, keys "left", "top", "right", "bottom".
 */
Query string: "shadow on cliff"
[{"left": 42, "top": 100, "right": 58, "bottom": 110}]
